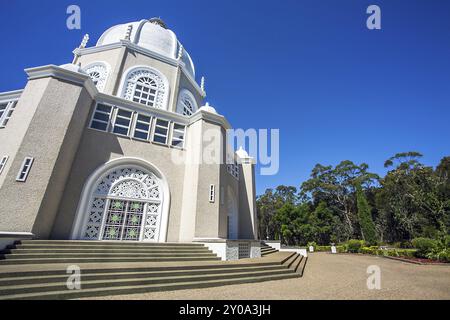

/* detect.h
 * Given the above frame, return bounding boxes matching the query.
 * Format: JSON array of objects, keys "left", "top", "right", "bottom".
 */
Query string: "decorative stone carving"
[
  {"left": 82, "top": 166, "right": 162, "bottom": 241},
  {"left": 84, "top": 63, "right": 108, "bottom": 92},
  {"left": 123, "top": 69, "right": 166, "bottom": 109}
]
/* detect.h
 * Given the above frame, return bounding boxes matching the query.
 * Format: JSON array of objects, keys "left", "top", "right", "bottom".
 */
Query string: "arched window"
[
  {"left": 83, "top": 62, "right": 109, "bottom": 92},
  {"left": 80, "top": 166, "right": 164, "bottom": 242},
  {"left": 176, "top": 89, "right": 198, "bottom": 116},
  {"left": 121, "top": 67, "right": 168, "bottom": 110}
]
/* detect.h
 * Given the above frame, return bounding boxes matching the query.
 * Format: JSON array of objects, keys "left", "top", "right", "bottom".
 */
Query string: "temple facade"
[{"left": 0, "top": 18, "right": 259, "bottom": 259}]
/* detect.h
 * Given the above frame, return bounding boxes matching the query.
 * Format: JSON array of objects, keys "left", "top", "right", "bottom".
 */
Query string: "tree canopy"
[{"left": 257, "top": 153, "right": 450, "bottom": 246}]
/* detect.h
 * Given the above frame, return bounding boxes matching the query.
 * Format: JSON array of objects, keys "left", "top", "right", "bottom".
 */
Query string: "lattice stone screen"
[{"left": 81, "top": 166, "right": 163, "bottom": 242}]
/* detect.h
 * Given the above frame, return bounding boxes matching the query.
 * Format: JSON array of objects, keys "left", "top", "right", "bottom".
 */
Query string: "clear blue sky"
[{"left": 1, "top": 0, "right": 449, "bottom": 195}]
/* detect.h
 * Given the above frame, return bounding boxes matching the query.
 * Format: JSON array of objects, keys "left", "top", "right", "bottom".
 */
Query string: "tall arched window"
[
  {"left": 121, "top": 67, "right": 168, "bottom": 110},
  {"left": 83, "top": 62, "right": 109, "bottom": 92},
  {"left": 176, "top": 89, "right": 198, "bottom": 116}
]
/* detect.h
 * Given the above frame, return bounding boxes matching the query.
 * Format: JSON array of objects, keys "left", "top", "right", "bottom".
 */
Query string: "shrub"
[
  {"left": 444, "top": 235, "right": 450, "bottom": 249},
  {"left": 400, "top": 241, "right": 413, "bottom": 249},
  {"left": 412, "top": 238, "right": 437, "bottom": 258},
  {"left": 360, "top": 247, "right": 374, "bottom": 255},
  {"left": 347, "top": 239, "right": 364, "bottom": 253},
  {"left": 315, "top": 246, "right": 331, "bottom": 252}
]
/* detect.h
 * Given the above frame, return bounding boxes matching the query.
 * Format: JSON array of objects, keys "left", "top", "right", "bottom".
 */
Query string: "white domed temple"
[{"left": 0, "top": 18, "right": 260, "bottom": 259}]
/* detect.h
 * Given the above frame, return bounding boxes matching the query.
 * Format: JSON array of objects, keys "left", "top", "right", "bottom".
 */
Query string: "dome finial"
[{"left": 149, "top": 17, "right": 167, "bottom": 29}]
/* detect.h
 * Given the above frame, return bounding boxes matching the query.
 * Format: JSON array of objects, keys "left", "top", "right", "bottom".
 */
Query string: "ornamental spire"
[
  {"left": 177, "top": 45, "right": 184, "bottom": 60},
  {"left": 201, "top": 76, "right": 206, "bottom": 93},
  {"left": 72, "top": 34, "right": 89, "bottom": 64},
  {"left": 124, "top": 24, "right": 133, "bottom": 41},
  {"left": 79, "top": 34, "right": 89, "bottom": 49}
]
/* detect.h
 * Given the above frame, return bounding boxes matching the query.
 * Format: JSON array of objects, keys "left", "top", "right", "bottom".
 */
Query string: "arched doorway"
[{"left": 71, "top": 158, "right": 170, "bottom": 242}]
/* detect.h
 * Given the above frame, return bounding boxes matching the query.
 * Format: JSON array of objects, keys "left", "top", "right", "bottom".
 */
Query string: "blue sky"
[{"left": 1, "top": 0, "right": 449, "bottom": 195}]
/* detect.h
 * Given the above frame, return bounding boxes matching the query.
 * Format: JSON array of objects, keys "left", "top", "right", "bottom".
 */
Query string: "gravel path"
[{"left": 85, "top": 253, "right": 450, "bottom": 300}]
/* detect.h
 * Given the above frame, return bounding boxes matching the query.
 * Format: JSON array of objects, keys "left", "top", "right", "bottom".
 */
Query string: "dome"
[
  {"left": 96, "top": 18, "right": 195, "bottom": 76},
  {"left": 59, "top": 63, "right": 87, "bottom": 74},
  {"left": 198, "top": 102, "right": 218, "bottom": 114}
]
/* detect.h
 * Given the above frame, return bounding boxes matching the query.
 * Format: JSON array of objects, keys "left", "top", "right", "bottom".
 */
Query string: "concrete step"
[
  {"left": 3, "top": 248, "right": 212, "bottom": 254},
  {"left": 9, "top": 244, "right": 209, "bottom": 251},
  {"left": 297, "top": 256, "right": 308, "bottom": 277},
  {"left": 0, "top": 265, "right": 286, "bottom": 286},
  {"left": 0, "top": 261, "right": 282, "bottom": 278},
  {"left": 1, "top": 252, "right": 216, "bottom": 259},
  {"left": 261, "top": 249, "right": 278, "bottom": 256},
  {"left": 0, "top": 272, "right": 300, "bottom": 300},
  {"left": 0, "top": 256, "right": 220, "bottom": 265},
  {"left": 16, "top": 240, "right": 204, "bottom": 247},
  {"left": 0, "top": 268, "right": 295, "bottom": 296},
  {"left": 284, "top": 253, "right": 300, "bottom": 269}
]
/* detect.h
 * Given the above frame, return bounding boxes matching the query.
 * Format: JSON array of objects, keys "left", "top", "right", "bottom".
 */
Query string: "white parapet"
[
  {"left": 196, "top": 239, "right": 261, "bottom": 261},
  {"left": 263, "top": 240, "right": 281, "bottom": 250},
  {"left": 0, "top": 232, "right": 34, "bottom": 251},
  {"left": 280, "top": 248, "right": 308, "bottom": 258}
]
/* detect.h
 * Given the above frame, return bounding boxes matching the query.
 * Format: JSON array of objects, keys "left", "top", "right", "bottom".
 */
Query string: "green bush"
[
  {"left": 400, "top": 241, "right": 414, "bottom": 249},
  {"left": 360, "top": 247, "right": 374, "bottom": 254},
  {"left": 412, "top": 238, "right": 437, "bottom": 258},
  {"left": 315, "top": 246, "right": 331, "bottom": 252},
  {"left": 444, "top": 235, "right": 450, "bottom": 248},
  {"left": 347, "top": 239, "right": 364, "bottom": 253}
]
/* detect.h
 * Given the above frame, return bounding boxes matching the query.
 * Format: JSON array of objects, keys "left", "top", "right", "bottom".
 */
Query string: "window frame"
[
  {"left": 209, "top": 185, "right": 216, "bottom": 203},
  {"left": 0, "top": 156, "right": 8, "bottom": 175},
  {"left": 16, "top": 157, "right": 34, "bottom": 182},
  {"left": 0, "top": 101, "right": 18, "bottom": 128},
  {"left": 132, "top": 113, "right": 153, "bottom": 142},
  {"left": 90, "top": 103, "right": 113, "bottom": 132},
  {"left": 170, "top": 123, "right": 186, "bottom": 149},
  {"left": 111, "top": 108, "right": 133, "bottom": 137},
  {"left": 152, "top": 118, "right": 170, "bottom": 145}
]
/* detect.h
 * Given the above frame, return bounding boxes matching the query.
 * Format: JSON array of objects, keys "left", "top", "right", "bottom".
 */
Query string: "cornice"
[
  {"left": 0, "top": 89, "right": 23, "bottom": 103},
  {"left": 25, "top": 65, "right": 98, "bottom": 98}
]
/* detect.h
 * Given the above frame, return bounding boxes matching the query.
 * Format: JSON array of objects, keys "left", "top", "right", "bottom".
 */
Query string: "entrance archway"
[{"left": 71, "top": 158, "right": 170, "bottom": 242}]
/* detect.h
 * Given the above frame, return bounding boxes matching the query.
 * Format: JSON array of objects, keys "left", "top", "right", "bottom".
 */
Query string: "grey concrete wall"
[
  {"left": 51, "top": 125, "right": 187, "bottom": 242},
  {"left": 0, "top": 77, "right": 93, "bottom": 238},
  {"left": 238, "top": 163, "right": 258, "bottom": 240},
  {"left": 0, "top": 80, "right": 50, "bottom": 189}
]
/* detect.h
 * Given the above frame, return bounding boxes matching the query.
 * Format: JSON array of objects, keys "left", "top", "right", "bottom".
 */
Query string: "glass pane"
[
  {"left": 154, "top": 127, "right": 168, "bottom": 135},
  {"left": 94, "top": 112, "right": 110, "bottom": 122},
  {"left": 136, "top": 122, "right": 149, "bottom": 131},
  {"left": 153, "top": 135, "right": 167, "bottom": 144},
  {"left": 113, "top": 126, "right": 129, "bottom": 135},
  {"left": 134, "top": 131, "right": 148, "bottom": 140},
  {"left": 96, "top": 104, "right": 112, "bottom": 113},
  {"left": 91, "top": 121, "right": 108, "bottom": 131},
  {"left": 115, "top": 117, "right": 130, "bottom": 126}
]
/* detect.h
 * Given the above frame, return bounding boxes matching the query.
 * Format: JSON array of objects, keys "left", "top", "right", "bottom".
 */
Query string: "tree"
[
  {"left": 300, "top": 161, "right": 378, "bottom": 240},
  {"left": 356, "top": 184, "right": 377, "bottom": 244}
]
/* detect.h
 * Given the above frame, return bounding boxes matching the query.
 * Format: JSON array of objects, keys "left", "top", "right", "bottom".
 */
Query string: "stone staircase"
[
  {"left": 261, "top": 243, "right": 279, "bottom": 256},
  {"left": 260, "top": 242, "right": 307, "bottom": 276},
  {"left": 0, "top": 240, "right": 304, "bottom": 300}
]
